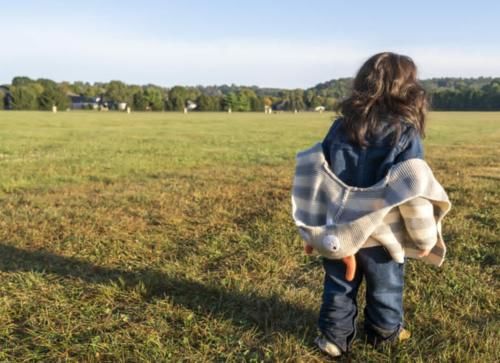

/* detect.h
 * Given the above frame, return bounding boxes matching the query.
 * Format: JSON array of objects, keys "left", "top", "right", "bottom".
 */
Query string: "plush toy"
[{"left": 304, "top": 244, "right": 356, "bottom": 281}]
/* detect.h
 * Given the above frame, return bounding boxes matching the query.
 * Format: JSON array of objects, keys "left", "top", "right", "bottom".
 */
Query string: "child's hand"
[
  {"left": 304, "top": 244, "right": 314, "bottom": 255},
  {"left": 342, "top": 255, "right": 356, "bottom": 282}
]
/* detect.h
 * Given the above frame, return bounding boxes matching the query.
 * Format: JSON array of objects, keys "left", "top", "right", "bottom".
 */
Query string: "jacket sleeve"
[{"left": 399, "top": 198, "right": 438, "bottom": 251}]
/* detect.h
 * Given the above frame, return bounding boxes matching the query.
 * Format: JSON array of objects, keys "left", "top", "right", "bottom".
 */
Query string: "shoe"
[
  {"left": 366, "top": 327, "right": 411, "bottom": 347},
  {"left": 398, "top": 328, "right": 411, "bottom": 342},
  {"left": 314, "top": 335, "right": 342, "bottom": 357}
]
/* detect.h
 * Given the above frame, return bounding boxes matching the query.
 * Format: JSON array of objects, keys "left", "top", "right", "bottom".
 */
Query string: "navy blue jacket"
[{"left": 321, "top": 118, "right": 424, "bottom": 188}]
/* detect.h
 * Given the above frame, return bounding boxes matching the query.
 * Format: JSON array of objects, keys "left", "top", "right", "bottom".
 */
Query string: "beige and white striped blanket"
[{"left": 291, "top": 143, "right": 451, "bottom": 266}]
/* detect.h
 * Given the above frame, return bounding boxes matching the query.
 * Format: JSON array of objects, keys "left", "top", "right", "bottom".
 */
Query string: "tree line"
[
  {"left": 421, "top": 78, "right": 500, "bottom": 110},
  {"left": 1, "top": 76, "right": 499, "bottom": 111}
]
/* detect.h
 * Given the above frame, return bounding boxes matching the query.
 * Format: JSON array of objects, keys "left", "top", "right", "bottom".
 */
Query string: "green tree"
[
  {"left": 167, "top": 86, "right": 187, "bottom": 111},
  {"left": 310, "top": 95, "right": 323, "bottom": 109},
  {"left": 324, "top": 97, "right": 338, "bottom": 111},
  {"left": 290, "top": 89, "right": 305, "bottom": 111},
  {"left": 37, "top": 79, "right": 69, "bottom": 110},
  {"left": 132, "top": 89, "right": 148, "bottom": 110},
  {"left": 250, "top": 96, "right": 264, "bottom": 112},
  {"left": 224, "top": 92, "right": 238, "bottom": 111},
  {"left": 12, "top": 76, "right": 35, "bottom": 87},
  {"left": 0, "top": 88, "right": 8, "bottom": 109},
  {"left": 235, "top": 91, "right": 250, "bottom": 112},
  {"left": 38, "top": 85, "right": 69, "bottom": 110},
  {"left": 237, "top": 89, "right": 258, "bottom": 111},
  {"left": 10, "top": 84, "right": 39, "bottom": 110},
  {"left": 106, "top": 80, "right": 131, "bottom": 106},
  {"left": 144, "top": 86, "right": 164, "bottom": 111},
  {"left": 197, "top": 94, "right": 216, "bottom": 111}
]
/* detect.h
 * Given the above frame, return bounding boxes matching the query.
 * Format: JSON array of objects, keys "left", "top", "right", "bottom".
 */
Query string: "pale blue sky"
[{"left": 1, "top": 0, "right": 499, "bottom": 88}]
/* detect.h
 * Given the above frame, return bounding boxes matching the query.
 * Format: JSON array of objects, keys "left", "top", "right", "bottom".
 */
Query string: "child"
[{"left": 291, "top": 52, "right": 451, "bottom": 357}]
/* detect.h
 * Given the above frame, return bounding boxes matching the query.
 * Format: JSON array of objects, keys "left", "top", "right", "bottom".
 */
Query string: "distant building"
[
  {"left": 272, "top": 100, "right": 289, "bottom": 112},
  {"left": 68, "top": 93, "right": 100, "bottom": 110}
]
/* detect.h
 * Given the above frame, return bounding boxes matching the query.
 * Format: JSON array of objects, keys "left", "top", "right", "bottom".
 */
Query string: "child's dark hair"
[{"left": 339, "top": 52, "right": 428, "bottom": 146}]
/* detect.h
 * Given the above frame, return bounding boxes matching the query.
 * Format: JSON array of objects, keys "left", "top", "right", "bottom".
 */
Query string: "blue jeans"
[{"left": 318, "top": 246, "right": 405, "bottom": 352}]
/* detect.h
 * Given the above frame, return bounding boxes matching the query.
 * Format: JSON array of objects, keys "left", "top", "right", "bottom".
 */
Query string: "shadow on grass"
[{"left": 0, "top": 243, "right": 317, "bottom": 340}]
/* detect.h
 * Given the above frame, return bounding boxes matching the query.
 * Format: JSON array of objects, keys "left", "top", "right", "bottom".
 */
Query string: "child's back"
[
  {"left": 309, "top": 52, "right": 434, "bottom": 357},
  {"left": 322, "top": 117, "right": 423, "bottom": 188}
]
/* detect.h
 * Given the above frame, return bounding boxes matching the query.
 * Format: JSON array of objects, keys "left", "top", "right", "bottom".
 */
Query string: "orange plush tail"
[
  {"left": 342, "top": 255, "right": 356, "bottom": 281},
  {"left": 304, "top": 245, "right": 356, "bottom": 282}
]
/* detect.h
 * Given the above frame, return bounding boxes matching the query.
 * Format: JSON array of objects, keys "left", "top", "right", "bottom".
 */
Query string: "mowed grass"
[{"left": 0, "top": 111, "right": 498, "bottom": 362}]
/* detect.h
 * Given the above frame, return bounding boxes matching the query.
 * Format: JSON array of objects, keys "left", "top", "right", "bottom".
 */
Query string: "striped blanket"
[{"left": 291, "top": 143, "right": 451, "bottom": 266}]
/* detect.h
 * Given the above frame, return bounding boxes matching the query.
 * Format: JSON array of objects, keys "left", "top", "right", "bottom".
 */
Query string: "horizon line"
[{"left": 2, "top": 75, "right": 499, "bottom": 91}]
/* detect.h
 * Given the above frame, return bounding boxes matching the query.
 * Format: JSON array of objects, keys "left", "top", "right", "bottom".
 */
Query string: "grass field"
[{"left": 0, "top": 111, "right": 498, "bottom": 362}]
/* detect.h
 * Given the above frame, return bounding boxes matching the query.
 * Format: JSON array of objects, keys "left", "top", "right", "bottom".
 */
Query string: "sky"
[{"left": 1, "top": 0, "right": 499, "bottom": 88}]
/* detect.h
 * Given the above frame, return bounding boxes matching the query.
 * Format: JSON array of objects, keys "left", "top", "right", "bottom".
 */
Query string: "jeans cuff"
[
  {"left": 320, "top": 331, "right": 349, "bottom": 353},
  {"left": 364, "top": 323, "right": 402, "bottom": 346}
]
